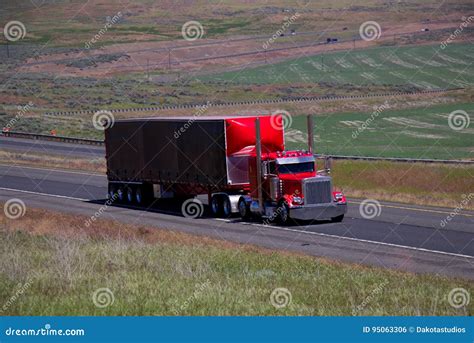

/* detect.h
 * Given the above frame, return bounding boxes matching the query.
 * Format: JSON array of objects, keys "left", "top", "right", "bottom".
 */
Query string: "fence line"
[{"left": 43, "top": 88, "right": 462, "bottom": 117}]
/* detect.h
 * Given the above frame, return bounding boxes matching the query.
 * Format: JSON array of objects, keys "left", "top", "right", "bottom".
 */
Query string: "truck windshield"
[{"left": 278, "top": 162, "right": 314, "bottom": 174}]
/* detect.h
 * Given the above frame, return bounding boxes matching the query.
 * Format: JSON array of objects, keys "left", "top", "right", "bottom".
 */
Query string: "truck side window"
[{"left": 268, "top": 161, "right": 276, "bottom": 175}]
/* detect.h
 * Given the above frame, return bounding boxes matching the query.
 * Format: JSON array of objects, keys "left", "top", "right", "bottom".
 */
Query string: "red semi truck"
[{"left": 104, "top": 114, "right": 347, "bottom": 224}]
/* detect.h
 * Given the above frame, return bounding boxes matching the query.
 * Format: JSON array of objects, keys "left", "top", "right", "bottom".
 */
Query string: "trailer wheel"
[
  {"left": 277, "top": 201, "right": 290, "bottom": 225},
  {"left": 238, "top": 198, "right": 250, "bottom": 220},
  {"left": 108, "top": 184, "right": 117, "bottom": 200},
  {"left": 117, "top": 187, "right": 125, "bottom": 202},
  {"left": 331, "top": 214, "right": 344, "bottom": 223},
  {"left": 135, "top": 187, "right": 143, "bottom": 205},
  {"left": 126, "top": 187, "right": 134, "bottom": 203}
]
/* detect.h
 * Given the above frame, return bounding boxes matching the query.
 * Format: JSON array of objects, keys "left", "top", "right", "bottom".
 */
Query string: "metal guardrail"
[
  {"left": 315, "top": 155, "right": 474, "bottom": 165},
  {"left": 1, "top": 131, "right": 104, "bottom": 146},
  {"left": 43, "top": 88, "right": 462, "bottom": 117},
  {"left": 1, "top": 131, "right": 472, "bottom": 164}
]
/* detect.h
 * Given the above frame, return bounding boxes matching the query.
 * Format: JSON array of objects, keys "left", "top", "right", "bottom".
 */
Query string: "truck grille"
[{"left": 303, "top": 177, "right": 332, "bottom": 204}]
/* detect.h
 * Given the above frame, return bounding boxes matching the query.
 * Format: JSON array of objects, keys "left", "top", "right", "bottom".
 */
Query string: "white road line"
[
  {"left": 248, "top": 222, "right": 474, "bottom": 260},
  {"left": 0, "top": 187, "right": 88, "bottom": 201}
]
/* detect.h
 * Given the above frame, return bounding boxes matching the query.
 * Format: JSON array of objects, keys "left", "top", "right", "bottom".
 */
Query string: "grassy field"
[
  {"left": 331, "top": 160, "right": 474, "bottom": 210},
  {"left": 199, "top": 43, "right": 474, "bottom": 89},
  {"left": 287, "top": 102, "right": 474, "bottom": 159},
  {"left": 1, "top": 0, "right": 470, "bottom": 48},
  {"left": 0, "top": 207, "right": 472, "bottom": 316}
]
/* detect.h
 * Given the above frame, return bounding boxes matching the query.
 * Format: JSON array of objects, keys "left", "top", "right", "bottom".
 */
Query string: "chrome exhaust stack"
[{"left": 255, "top": 118, "right": 263, "bottom": 213}]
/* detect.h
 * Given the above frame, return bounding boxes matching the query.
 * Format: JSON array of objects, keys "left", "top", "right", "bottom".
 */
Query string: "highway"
[
  {"left": 0, "top": 136, "right": 104, "bottom": 158},
  {"left": 1, "top": 162, "right": 473, "bottom": 280}
]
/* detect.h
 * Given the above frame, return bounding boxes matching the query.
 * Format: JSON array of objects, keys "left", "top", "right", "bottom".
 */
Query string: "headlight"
[
  {"left": 333, "top": 192, "right": 346, "bottom": 203},
  {"left": 292, "top": 196, "right": 304, "bottom": 205}
]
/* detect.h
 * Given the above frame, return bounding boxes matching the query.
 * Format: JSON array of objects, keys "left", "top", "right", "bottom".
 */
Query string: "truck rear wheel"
[
  {"left": 331, "top": 214, "right": 344, "bottom": 223},
  {"left": 210, "top": 195, "right": 220, "bottom": 216},
  {"left": 210, "top": 195, "right": 232, "bottom": 218},
  {"left": 222, "top": 196, "right": 232, "bottom": 218}
]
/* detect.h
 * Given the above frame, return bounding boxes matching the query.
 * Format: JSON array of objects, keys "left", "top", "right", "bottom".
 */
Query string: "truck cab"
[{"left": 242, "top": 147, "right": 347, "bottom": 224}]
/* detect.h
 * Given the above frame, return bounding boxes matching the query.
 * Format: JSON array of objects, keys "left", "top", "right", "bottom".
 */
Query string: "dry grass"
[
  {"left": 332, "top": 160, "right": 474, "bottom": 210},
  {"left": 0, "top": 205, "right": 472, "bottom": 316},
  {"left": 0, "top": 150, "right": 106, "bottom": 173}
]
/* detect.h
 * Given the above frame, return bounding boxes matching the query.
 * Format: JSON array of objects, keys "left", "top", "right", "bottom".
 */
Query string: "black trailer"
[{"left": 105, "top": 117, "right": 229, "bottom": 188}]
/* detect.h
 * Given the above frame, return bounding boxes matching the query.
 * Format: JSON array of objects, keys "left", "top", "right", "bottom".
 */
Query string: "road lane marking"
[
  {"left": 1, "top": 186, "right": 472, "bottom": 260},
  {"left": 249, "top": 222, "right": 474, "bottom": 260},
  {"left": 0, "top": 187, "right": 88, "bottom": 201},
  {"left": 350, "top": 200, "right": 474, "bottom": 218}
]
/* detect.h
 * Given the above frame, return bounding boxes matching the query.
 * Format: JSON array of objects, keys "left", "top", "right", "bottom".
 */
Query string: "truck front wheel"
[{"left": 277, "top": 201, "right": 290, "bottom": 225}]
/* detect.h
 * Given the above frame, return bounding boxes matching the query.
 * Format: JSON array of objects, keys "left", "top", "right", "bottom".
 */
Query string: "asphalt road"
[
  {"left": 0, "top": 136, "right": 104, "bottom": 158},
  {"left": 1, "top": 163, "right": 473, "bottom": 280}
]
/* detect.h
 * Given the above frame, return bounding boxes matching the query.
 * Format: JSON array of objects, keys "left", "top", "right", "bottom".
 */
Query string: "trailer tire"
[
  {"left": 108, "top": 184, "right": 118, "bottom": 200},
  {"left": 126, "top": 187, "right": 134, "bottom": 204},
  {"left": 238, "top": 198, "right": 251, "bottom": 220},
  {"left": 331, "top": 214, "right": 344, "bottom": 223},
  {"left": 117, "top": 186, "right": 125, "bottom": 203},
  {"left": 135, "top": 187, "right": 143, "bottom": 205}
]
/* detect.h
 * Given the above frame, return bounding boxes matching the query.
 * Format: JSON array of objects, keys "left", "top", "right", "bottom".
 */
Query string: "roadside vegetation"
[
  {"left": 331, "top": 160, "right": 474, "bottom": 210},
  {"left": 0, "top": 206, "right": 472, "bottom": 316}
]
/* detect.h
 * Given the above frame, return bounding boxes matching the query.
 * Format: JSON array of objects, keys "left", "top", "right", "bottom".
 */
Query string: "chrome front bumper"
[{"left": 289, "top": 202, "right": 347, "bottom": 221}]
